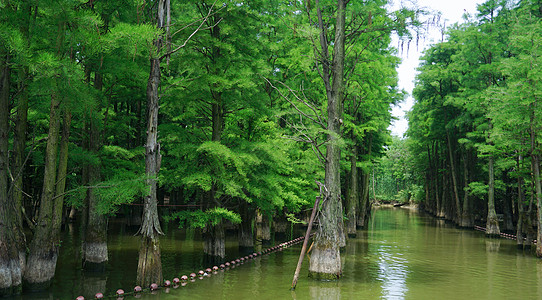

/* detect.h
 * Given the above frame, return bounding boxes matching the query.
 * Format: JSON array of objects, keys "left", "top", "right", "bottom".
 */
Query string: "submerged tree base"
[
  {"left": 136, "top": 236, "right": 162, "bottom": 287},
  {"left": 486, "top": 217, "right": 500, "bottom": 237},
  {"left": 308, "top": 271, "right": 341, "bottom": 281},
  {"left": 308, "top": 243, "right": 342, "bottom": 281}
]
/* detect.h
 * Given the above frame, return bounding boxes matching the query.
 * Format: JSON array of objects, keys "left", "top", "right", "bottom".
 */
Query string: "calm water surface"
[{"left": 13, "top": 207, "right": 542, "bottom": 299}]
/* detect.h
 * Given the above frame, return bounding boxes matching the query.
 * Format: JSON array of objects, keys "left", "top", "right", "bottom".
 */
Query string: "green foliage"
[{"left": 164, "top": 207, "right": 241, "bottom": 229}]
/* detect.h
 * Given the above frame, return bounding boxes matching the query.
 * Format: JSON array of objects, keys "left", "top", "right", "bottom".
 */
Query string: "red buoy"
[
  {"left": 220, "top": 264, "right": 225, "bottom": 269},
  {"left": 205, "top": 268, "right": 212, "bottom": 273},
  {"left": 134, "top": 286, "right": 142, "bottom": 292},
  {"left": 190, "top": 273, "right": 197, "bottom": 278},
  {"left": 150, "top": 283, "right": 159, "bottom": 290},
  {"left": 181, "top": 275, "right": 188, "bottom": 281},
  {"left": 164, "top": 280, "right": 171, "bottom": 287},
  {"left": 76, "top": 297, "right": 85, "bottom": 300},
  {"left": 95, "top": 293, "right": 104, "bottom": 299},
  {"left": 212, "top": 266, "right": 219, "bottom": 271},
  {"left": 173, "top": 278, "right": 180, "bottom": 284},
  {"left": 116, "top": 289, "right": 125, "bottom": 296}
]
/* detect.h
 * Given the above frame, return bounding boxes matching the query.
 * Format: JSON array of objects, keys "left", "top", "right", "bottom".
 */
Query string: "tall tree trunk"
[
  {"left": 434, "top": 143, "right": 442, "bottom": 217},
  {"left": 0, "top": 55, "right": 23, "bottom": 296},
  {"left": 308, "top": 0, "right": 346, "bottom": 280},
  {"left": 486, "top": 155, "right": 500, "bottom": 236},
  {"left": 137, "top": 0, "right": 169, "bottom": 284},
  {"left": 438, "top": 155, "right": 446, "bottom": 218},
  {"left": 82, "top": 72, "right": 108, "bottom": 271},
  {"left": 460, "top": 149, "right": 473, "bottom": 227},
  {"left": 531, "top": 107, "right": 542, "bottom": 257},
  {"left": 446, "top": 130, "right": 461, "bottom": 223},
  {"left": 346, "top": 145, "right": 358, "bottom": 237},
  {"left": 255, "top": 209, "right": 271, "bottom": 244},
  {"left": 516, "top": 154, "right": 525, "bottom": 248},
  {"left": 238, "top": 201, "right": 254, "bottom": 254},
  {"left": 23, "top": 92, "right": 62, "bottom": 291},
  {"left": 203, "top": 16, "right": 227, "bottom": 259},
  {"left": 486, "top": 121, "right": 500, "bottom": 236}
]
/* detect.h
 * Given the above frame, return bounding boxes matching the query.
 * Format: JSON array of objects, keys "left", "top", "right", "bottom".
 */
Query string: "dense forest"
[
  {"left": 0, "top": 0, "right": 422, "bottom": 295},
  {"left": 2, "top": 0, "right": 541, "bottom": 297},
  {"left": 379, "top": 0, "right": 542, "bottom": 258}
]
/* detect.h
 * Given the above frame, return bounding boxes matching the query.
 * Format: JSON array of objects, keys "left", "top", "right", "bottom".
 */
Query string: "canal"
[{"left": 12, "top": 207, "right": 542, "bottom": 299}]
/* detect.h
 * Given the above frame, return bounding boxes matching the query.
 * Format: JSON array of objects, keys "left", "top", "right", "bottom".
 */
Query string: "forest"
[
  {"left": 391, "top": 0, "right": 542, "bottom": 256},
  {"left": 1, "top": 0, "right": 541, "bottom": 298}
]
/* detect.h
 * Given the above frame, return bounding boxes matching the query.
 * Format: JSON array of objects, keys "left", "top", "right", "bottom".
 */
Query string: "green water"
[{"left": 12, "top": 208, "right": 542, "bottom": 299}]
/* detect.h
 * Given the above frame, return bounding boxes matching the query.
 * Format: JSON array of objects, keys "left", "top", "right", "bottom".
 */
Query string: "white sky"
[{"left": 389, "top": 0, "right": 486, "bottom": 137}]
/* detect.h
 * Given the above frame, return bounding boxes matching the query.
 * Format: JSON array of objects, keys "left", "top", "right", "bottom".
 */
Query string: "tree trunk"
[
  {"left": 346, "top": 145, "right": 358, "bottom": 237},
  {"left": 23, "top": 92, "right": 62, "bottom": 291},
  {"left": 516, "top": 155, "right": 525, "bottom": 248},
  {"left": 255, "top": 209, "right": 271, "bottom": 244},
  {"left": 531, "top": 113, "right": 542, "bottom": 256},
  {"left": 434, "top": 143, "right": 442, "bottom": 217},
  {"left": 203, "top": 220, "right": 225, "bottom": 261},
  {"left": 459, "top": 149, "right": 473, "bottom": 227},
  {"left": 137, "top": 54, "right": 164, "bottom": 286},
  {"left": 446, "top": 130, "right": 462, "bottom": 223},
  {"left": 308, "top": 0, "right": 346, "bottom": 280},
  {"left": 486, "top": 154, "right": 500, "bottom": 236},
  {"left": 0, "top": 55, "right": 24, "bottom": 296},
  {"left": 82, "top": 72, "right": 108, "bottom": 271},
  {"left": 137, "top": 0, "right": 169, "bottom": 283},
  {"left": 238, "top": 201, "right": 254, "bottom": 254}
]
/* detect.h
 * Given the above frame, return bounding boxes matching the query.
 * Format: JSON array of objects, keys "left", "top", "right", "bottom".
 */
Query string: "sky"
[{"left": 388, "top": 0, "right": 486, "bottom": 137}]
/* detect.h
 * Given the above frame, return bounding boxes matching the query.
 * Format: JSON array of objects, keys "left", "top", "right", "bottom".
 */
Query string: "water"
[{"left": 12, "top": 207, "right": 542, "bottom": 299}]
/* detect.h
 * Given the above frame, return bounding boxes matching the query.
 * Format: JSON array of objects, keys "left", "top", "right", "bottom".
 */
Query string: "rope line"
[
  {"left": 75, "top": 234, "right": 315, "bottom": 299},
  {"left": 473, "top": 225, "right": 537, "bottom": 243}
]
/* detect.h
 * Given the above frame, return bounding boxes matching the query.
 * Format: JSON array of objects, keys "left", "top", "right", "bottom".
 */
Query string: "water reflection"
[
  {"left": 10, "top": 208, "right": 542, "bottom": 300},
  {"left": 376, "top": 245, "right": 409, "bottom": 299},
  {"left": 308, "top": 283, "right": 341, "bottom": 300}
]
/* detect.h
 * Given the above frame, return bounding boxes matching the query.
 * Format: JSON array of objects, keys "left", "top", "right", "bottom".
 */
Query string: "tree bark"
[
  {"left": 486, "top": 154, "right": 500, "bottom": 236},
  {"left": 486, "top": 121, "right": 500, "bottom": 236},
  {"left": 137, "top": 0, "right": 169, "bottom": 284},
  {"left": 308, "top": 0, "right": 346, "bottom": 280},
  {"left": 446, "top": 130, "right": 462, "bottom": 223},
  {"left": 23, "top": 92, "right": 62, "bottom": 291},
  {"left": 459, "top": 149, "right": 473, "bottom": 227},
  {"left": 346, "top": 144, "right": 358, "bottom": 237},
  {"left": 82, "top": 72, "right": 108, "bottom": 271},
  {"left": 516, "top": 156, "right": 525, "bottom": 248},
  {"left": 238, "top": 201, "right": 254, "bottom": 254},
  {"left": 0, "top": 54, "right": 24, "bottom": 296}
]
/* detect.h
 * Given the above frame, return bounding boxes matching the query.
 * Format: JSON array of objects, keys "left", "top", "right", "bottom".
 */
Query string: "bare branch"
[
  {"left": 159, "top": 1, "right": 224, "bottom": 61},
  {"left": 262, "top": 76, "right": 326, "bottom": 129}
]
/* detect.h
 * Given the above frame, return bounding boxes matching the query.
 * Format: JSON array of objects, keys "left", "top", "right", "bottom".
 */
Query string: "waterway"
[{"left": 11, "top": 207, "right": 542, "bottom": 299}]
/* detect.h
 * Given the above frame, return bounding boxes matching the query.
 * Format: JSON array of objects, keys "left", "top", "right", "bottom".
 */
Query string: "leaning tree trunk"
[
  {"left": 308, "top": 0, "right": 346, "bottom": 280},
  {"left": 23, "top": 92, "right": 62, "bottom": 291}
]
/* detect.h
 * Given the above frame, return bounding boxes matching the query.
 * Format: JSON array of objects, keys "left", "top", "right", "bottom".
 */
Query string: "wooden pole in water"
[{"left": 291, "top": 195, "right": 321, "bottom": 290}]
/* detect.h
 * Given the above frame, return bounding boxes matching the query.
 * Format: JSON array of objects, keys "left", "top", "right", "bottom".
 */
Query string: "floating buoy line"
[
  {"left": 473, "top": 225, "right": 537, "bottom": 244},
  {"left": 75, "top": 234, "right": 313, "bottom": 299}
]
